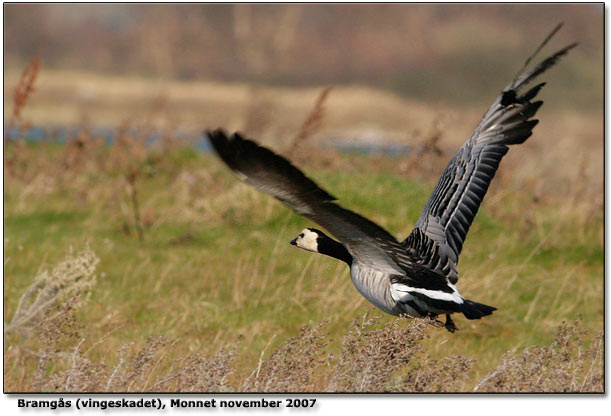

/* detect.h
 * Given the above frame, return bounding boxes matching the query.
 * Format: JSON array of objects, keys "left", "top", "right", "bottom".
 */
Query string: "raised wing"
[
  {"left": 403, "top": 25, "right": 576, "bottom": 283},
  {"left": 207, "top": 129, "right": 410, "bottom": 274}
]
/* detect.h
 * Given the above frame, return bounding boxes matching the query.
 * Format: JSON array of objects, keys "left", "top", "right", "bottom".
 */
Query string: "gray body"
[{"left": 350, "top": 263, "right": 403, "bottom": 316}]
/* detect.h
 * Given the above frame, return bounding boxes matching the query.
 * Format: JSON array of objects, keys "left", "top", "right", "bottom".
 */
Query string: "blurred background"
[
  {"left": 3, "top": 3, "right": 604, "bottom": 208},
  {"left": 4, "top": 4, "right": 602, "bottom": 116},
  {"left": 3, "top": 4, "right": 604, "bottom": 392}
]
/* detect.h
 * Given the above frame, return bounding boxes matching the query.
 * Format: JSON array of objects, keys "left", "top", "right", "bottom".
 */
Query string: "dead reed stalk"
[
  {"left": 7, "top": 53, "right": 41, "bottom": 136},
  {"left": 401, "top": 116, "right": 445, "bottom": 181},
  {"left": 5, "top": 54, "right": 41, "bottom": 178},
  {"left": 285, "top": 87, "right": 332, "bottom": 158},
  {"left": 126, "top": 168, "right": 144, "bottom": 242},
  {"left": 242, "top": 86, "right": 276, "bottom": 137},
  {"left": 108, "top": 125, "right": 148, "bottom": 241}
]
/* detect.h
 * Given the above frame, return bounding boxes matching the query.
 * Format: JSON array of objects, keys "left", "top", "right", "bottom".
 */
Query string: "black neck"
[{"left": 318, "top": 236, "right": 353, "bottom": 266}]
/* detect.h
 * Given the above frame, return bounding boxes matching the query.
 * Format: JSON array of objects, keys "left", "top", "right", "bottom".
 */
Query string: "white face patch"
[{"left": 294, "top": 228, "right": 319, "bottom": 253}]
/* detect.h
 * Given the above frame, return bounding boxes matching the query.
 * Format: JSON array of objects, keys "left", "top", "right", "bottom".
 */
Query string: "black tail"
[{"left": 461, "top": 299, "right": 497, "bottom": 320}]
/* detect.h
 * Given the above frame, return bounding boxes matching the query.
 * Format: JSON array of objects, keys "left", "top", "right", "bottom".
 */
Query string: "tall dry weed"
[
  {"left": 5, "top": 54, "right": 41, "bottom": 178},
  {"left": 61, "top": 130, "right": 104, "bottom": 173},
  {"left": 285, "top": 87, "right": 332, "bottom": 158},
  {"left": 155, "top": 341, "right": 241, "bottom": 392},
  {"left": 242, "top": 86, "right": 277, "bottom": 138},
  {"left": 475, "top": 318, "right": 604, "bottom": 392},
  {"left": 5, "top": 289, "right": 603, "bottom": 393},
  {"left": 107, "top": 126, "right": 150, "bottom": 240},
  {"left": 241, "top": 322, "right": 328, "bottom": 392},
  {"left": 36, "top": 298, "right": 108, "bottom": 392},
  {"left": 328, "top": 313, "right": 473, "bottom": 392},
  {"left": 5, "top": 245, "right": 99, "bottom": 338},
  {"left": 400, "top": 116, "right": 446, "bottom": 183},
  {"left": 7, "top": 53, "right": 41, "bottom": 134}
]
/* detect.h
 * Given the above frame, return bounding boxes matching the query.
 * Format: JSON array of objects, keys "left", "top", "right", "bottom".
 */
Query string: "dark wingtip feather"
[
  {"left": 513, "top": 42, "right": 577, "bottom": 90},
  {"left": 506, "top": 21, "right": 576, "bottom": 92},
  {"left": 523, "top": 100, "right": 544, "bottom": 118},
  {"left": 205, "top": 128, "right": 229, "bottom": 146},
  {"left": 206, "top": 129, "right": 338, "bottom": 203},
  {"left": 206, "top": 128, "right": 243, "bottom": 172},
  {"left": 519, "top": 83, "right": 546, "bottom": 103},
  {"left": 205, "top": 128, "right": 230, "bottom": 152}
]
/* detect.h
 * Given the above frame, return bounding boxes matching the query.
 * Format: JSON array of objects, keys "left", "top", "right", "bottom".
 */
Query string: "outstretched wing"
[
  {"left": 207, "top": 129, "right": 411, "bottom": 274},
  {"left": 403, "top": 25, "right": 576, "bottom": 283}
]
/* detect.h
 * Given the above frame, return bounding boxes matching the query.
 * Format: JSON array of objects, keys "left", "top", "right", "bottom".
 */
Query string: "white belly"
[{"left": 350, "top": 264, "right": 402, "bottom": 315}]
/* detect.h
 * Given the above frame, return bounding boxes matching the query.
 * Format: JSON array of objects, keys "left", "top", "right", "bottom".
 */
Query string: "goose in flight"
[{"left": 206, "top": 25, "right": 575, "bottom": 332}]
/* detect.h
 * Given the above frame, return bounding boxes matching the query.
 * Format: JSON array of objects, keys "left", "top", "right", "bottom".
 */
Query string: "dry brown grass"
[
  {"left": 7, "top": 54, "right": 41, "bottom": 134},
  {"left": 4, "top": 277, "right": 603, "bottom": 393},
  {"left": 4, "top": 123, "right": 602, "bottom": 393},
  {"left": 241, "top": 322, "right": 328, "bottom": 392},
  {"left": 4, "top": 55, "right": 41, "bottom": 178},
  {"left": 475, "top": 318, "right": 603, "bottom": 393},
  {"left": 285, "top": 86, "right": 332, "bottom": 158},
  {"left": 327, "top": 314, "right": 475, "bottom": 392}
]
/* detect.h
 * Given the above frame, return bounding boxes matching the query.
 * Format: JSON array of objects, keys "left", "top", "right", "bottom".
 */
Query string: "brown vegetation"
[
  {"left": 7, "top": 53, "right": 41, "bottom": 134},
  {"left": 285, "top": 87, "right": 332, "bottom": 158},
  {"left": 4, "top": 122, "right": 603, "bottom": 392},
  {"left": 4, "top": 272, "right": 603, "bottom": 392},
  {"left": 475, "top": 319, "right": 603, "bottom": 392}
]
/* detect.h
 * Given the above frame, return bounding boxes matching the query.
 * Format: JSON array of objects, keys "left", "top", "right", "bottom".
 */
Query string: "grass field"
[{"left": 3, "top": 68, "right": 604, "bottom": 392}]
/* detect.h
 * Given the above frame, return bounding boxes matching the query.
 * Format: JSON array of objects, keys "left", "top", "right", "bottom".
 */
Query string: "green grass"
[{"left": 3, "top": 141, "right": 603, "bottom": 391}]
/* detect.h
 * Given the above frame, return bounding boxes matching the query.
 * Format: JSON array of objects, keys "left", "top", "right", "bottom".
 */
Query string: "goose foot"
[{"left": 444, "top": 314, "right": 458, "bottom": 333}]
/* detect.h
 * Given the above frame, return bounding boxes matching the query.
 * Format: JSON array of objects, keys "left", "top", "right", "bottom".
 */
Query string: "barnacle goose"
[{"left": 207, "top": 25, "right": 575, "bottom": 332}]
